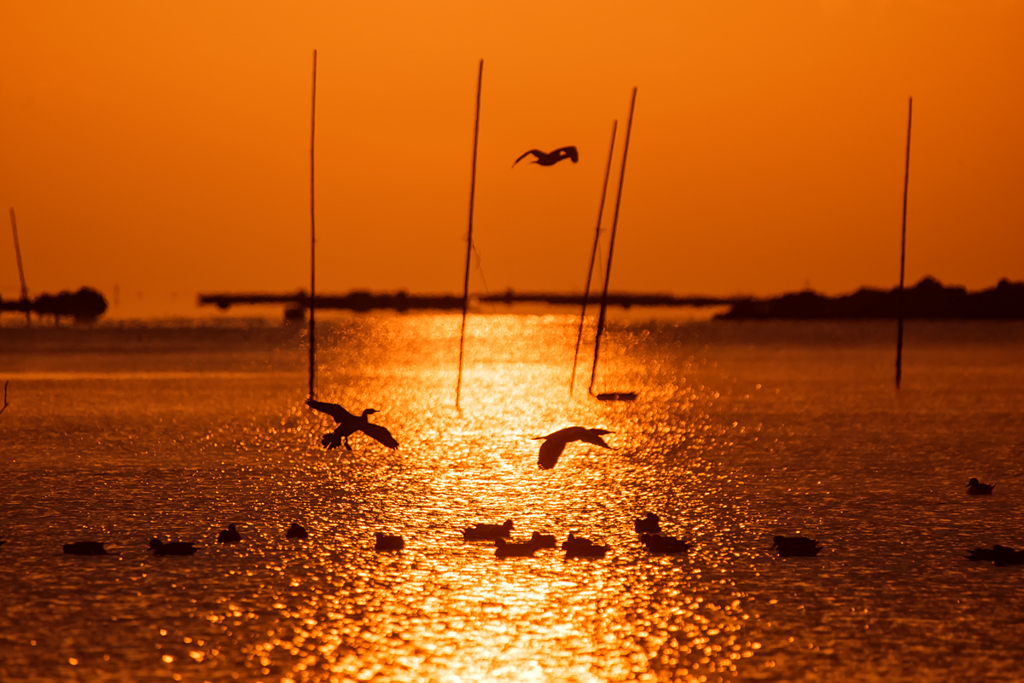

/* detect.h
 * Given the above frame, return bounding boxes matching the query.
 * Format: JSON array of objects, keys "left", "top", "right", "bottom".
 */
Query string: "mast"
[
  {"left": 309, "top": 49, "right": 318, "bottom": 399},
  {"left": 590, "top": 87, "right": 637, "bottom": 396},
  {"left": 9, "top": 208, "right": 30, "bottom": 324},
  {"left": 895, "top": 96, "right": 912, "bottom": 390},
  {"left": 456, "top": 59, "right": 483, "bottom": 411},
  {"left": 570, "top": 120, "right": 617, "bottom": 395}
]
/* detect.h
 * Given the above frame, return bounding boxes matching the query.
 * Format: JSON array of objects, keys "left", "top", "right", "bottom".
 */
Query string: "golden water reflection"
[{"left": 222, "top": 314, "right": 760, "bottom": 682}]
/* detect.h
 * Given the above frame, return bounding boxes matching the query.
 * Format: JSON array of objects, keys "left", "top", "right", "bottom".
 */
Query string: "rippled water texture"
[{"left": 1, "top": 316, "right": 1023, "bottom": 682}]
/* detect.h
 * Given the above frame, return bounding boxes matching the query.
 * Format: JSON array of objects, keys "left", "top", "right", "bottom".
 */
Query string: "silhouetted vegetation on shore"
[
  {"left": 717, "top": 277, "right": 1024, "bottom": 320},
  {"left": 0, "top": 287, "right": 107, "bottom": 322}
]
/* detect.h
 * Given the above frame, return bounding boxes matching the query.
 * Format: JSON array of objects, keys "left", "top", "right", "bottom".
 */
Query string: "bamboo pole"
[
  {"left": 457, "top": 59, "right": 484, "bottom": 411},
  {"left": 9, "top": 208, "right": 30, "bottom": 324},
  {"left": 896, "top": 96, "right": 912, "bottom": 390},
  {"left": 309, "top": 50, "right": 318, "bottom": 400},
  {"left": 590, "top": 87, "right": 637, "bottom": 396},
  {"left": 570, "top": 120, "right": 617, "bottom": 395}
]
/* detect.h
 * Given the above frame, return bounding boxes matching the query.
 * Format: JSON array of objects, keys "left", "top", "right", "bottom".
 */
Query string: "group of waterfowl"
[{"left": 53, "top": 523, "right": 308, "bottom": 556}]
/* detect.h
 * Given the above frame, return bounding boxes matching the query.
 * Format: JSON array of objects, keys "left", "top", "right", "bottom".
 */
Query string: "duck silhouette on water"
[
  {"left": 217, "top": 524, "right": 242, "bottom": 544},
  {"left": 63, "top": 541, "right": 107, "bottom": 555},
  {"left": 306, "top": 399, "right": 399, "bottom": 451},
  {"left": 967, "top": 478, "right": 995, "bottom": 495},
  {"left": 533, "top": 427, "right": 613, "bottom": 469},
  {"left": 374, "top": 533, "right": 404, "bottom": 551},
  {"left": 463, "top": 520, "right": 514, "bottom": 541},
  {"left": 512, "top": 146, "right": 578, "bottom": 168},
  {"left": 771, "top": 535, "right": 822, "bottom": 557},
  {"left": 634, "top": 513, "right": 661, "bottom": 534},
  {"left": 149, "top": 538, "right": 198, "bottom": 556},
  {"left": 286, "top": 523, "right": 308, "bottom": 540},
  {"left": 562, "top": 533, "right": 609, "bottom": 559}
]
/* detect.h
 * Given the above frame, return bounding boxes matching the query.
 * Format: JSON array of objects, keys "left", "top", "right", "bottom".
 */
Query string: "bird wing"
[
  {"left": 537, "top": 438, "right": 568, "bottom": 469},
  {"left": 581, "top": 429, "right": 612, "bottom": 449},
  {"left": 306, "top": 399, "right": 354, "bottom": 424},
  {"left": 513, "top": 149, "right": 542, "bottom": 167},
  {"left": 360, "top": 422, "right": 399, "bottom": 449},
  {"left": 555, "top": 146, "right": 579, "bottom": 163}
]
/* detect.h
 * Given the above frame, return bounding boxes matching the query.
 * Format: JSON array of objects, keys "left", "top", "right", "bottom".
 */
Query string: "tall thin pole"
[
  {"left": 9, "top": 208, "right": 29, "bottom": 324},
  {"left": 896, "top": 96, "right": 912, "bottom": 390},
  {"left": 309, "top": 49, "right": 318, "bottom": 400},
  {"left": 570, "top": 120, "right": 617, "bottom": 395},
  {"left": 590, "top": 87, "right": 637, "bottom": 395},
  {"left": 456, "top": 59, "right": 483, "bottom": 411}
]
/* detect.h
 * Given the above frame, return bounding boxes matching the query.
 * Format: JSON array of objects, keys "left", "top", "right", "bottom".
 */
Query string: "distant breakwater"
[{"left": 717, "top": 277, "right": 1024, "bottom": 320}]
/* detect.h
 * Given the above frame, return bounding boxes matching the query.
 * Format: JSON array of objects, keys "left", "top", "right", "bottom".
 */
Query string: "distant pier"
[{"left": 197, "top": 289, "right": 741, "bottom": 316}]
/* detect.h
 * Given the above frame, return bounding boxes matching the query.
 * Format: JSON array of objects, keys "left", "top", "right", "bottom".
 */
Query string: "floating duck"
[
  {"left": 217, "top": 524, "right": 242, "bottom": 544},
  {"left": 529, "top": 532, "right": 557, "bottom": 549},
  {"left": 374, "top": 532, "right": 404, "bottom": 551},
  {"left": 494, "top": 537, "right": 540, "bottom": 558},
  {"left": 512, "top": 146, "right": 579, "bottom": 167},
  {"left": 640, "top": 533, "right": 690, "bottom": 555},
  {"left": 967, "top": 478, "right": 995, "bottom": 495},
  {"left": 966, "top": 545, "right": 1024, "bottom": 565},
  {"left": 63, "top": 541, "right": 107, "bottom": 555},
  {"left": 149, "top": 538, "right": 198, "bottom": 556},
  {"left": 634, "top": 513, "right": 661, "bottom": 534},
  {"left": 286, "top": 523, "right": 308, "bottom": 540},
  {"left": 533, "top": 427, "right": 613, "bottom": 469},
  {"left": 463, "top": 520, "right": 514, "bottom": 541},
  {"left": 562, "top": 533, "right": 610, "bottom": 559},
  {"left": 306, "top": 399, "right": 399, "bottom": 451},
  {"left": 771, "top": 535, "right": 822, "bottom": 557}
]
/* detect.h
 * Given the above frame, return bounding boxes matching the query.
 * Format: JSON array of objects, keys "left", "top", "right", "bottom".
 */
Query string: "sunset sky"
[{"left": 1, "top": 1, "right": 1022, "bottom": 317}]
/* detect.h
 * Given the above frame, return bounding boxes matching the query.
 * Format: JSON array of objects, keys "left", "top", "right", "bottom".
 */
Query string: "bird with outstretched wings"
[
  {"left": 306, "top": 399, "right": 398, "bottom": 451},
  {"left": 513, "top": 145, "right": 579, "bottom": 167},
  {"left": 532, "top": 426, "right": 612, "bottom": 469}
]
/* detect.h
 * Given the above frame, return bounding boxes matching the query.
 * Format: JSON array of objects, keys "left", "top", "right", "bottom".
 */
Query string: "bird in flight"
[
  {"left": 307, "top": 398, "right": 399, "bottom": 451},
  {"left": 513, "top": 146, "right": 579, "bottom": 168},
  {"left": 533, "top": 426, "right": 612, "bottom": 469}
]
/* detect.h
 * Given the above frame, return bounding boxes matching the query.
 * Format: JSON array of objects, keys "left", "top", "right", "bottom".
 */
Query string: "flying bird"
[
  {"left": 513, "top": 145, "right": 579, "bottom": 167},
  {"left": 533, "top": 427, "right": 613, "bottom": 469},
  {"left": 306, "top": 399, "right": 399, "bottom": 451}
]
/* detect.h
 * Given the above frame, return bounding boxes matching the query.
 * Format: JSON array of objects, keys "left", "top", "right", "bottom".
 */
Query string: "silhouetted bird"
[
  {"left": 966, "top": 545, "right": 1024, "bottom": 565},
  {"left": 634, "top": 513, "right": 661, "bottom": 534},
  {"left": 533, "top": 427, "right": 613, "bottom": 469},
  {"left": 513, "top": 146, "right": 579, "bottom": 167},
  {"left": 306, "top": 399, "right": 399, "bottom": 451},
  {"left": 217, "top": 524, "right": 242, "bottom": 544},
  {"left": 529, "top": 532, "right": 557, "bottom": 549},
  {"left": 463, "top": 520, "right": 514, "bottom": 541},
  {"left": 641, "top": 533, "right": 690, "bottom": 555},
  {"left": 771, "top": 535, "right": 821, "bottom": 557},
  {"left": 495, "top": 537, "right": 540, "bottom": 558},
  {"left": 286, "top": 523, "right": 308, "bottom": 540},
  {"left": 967, "top": 477, "right": 995, "bottom": 495},
  {"left": 149, "top": 538, "right": 198, "bottom": 556},
  {"left": 63, "top": 541, "right": 107, "bottom": 555},
  {"left": 0, "top": 540, "right": 5, "bottom": 548},
  {"left": 374, "top": 532, "right": 405, "bottom": 551},
  {"left": 562, "top": 533, "right": 609, "bottom": 559}
]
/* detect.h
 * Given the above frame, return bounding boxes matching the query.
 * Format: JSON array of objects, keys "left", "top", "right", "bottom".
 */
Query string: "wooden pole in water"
[
  {"left": 895, "top": 96, "right": 912, "bottom": 390},
  {"left": 456, "top": 59, "right": 483, "bottom": 411},
  {"left": 590, "top": 87, "right": 637, "bottom": 396},
  {"left": 9, "top": 208, "right": 30, "bottom": 324},
  {"left": 309, "top": 49, "right": 318, "bottom": 400},
  {"left": 570, "top": 120, "right": 617, "bottom": 396}
]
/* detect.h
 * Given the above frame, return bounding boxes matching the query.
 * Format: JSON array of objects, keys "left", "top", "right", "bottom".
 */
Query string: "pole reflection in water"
[{"left": 2, "top": 314, "right": 1024, "bottom": 681}]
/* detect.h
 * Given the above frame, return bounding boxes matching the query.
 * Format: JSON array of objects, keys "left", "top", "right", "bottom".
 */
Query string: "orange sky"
[{"left": 1, "top": 1, "right": 1022, "bottom": 317}]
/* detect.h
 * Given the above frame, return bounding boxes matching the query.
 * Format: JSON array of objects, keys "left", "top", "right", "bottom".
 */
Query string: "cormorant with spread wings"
[
  {"left": 513, "top": 146, "right": 579, "bottom": 167},
  {"left": 307, "top": 399, "right": 399, "bottom": 451},
  {"left": 533, "top": 426, "right": 612, "bottom": 469}
]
